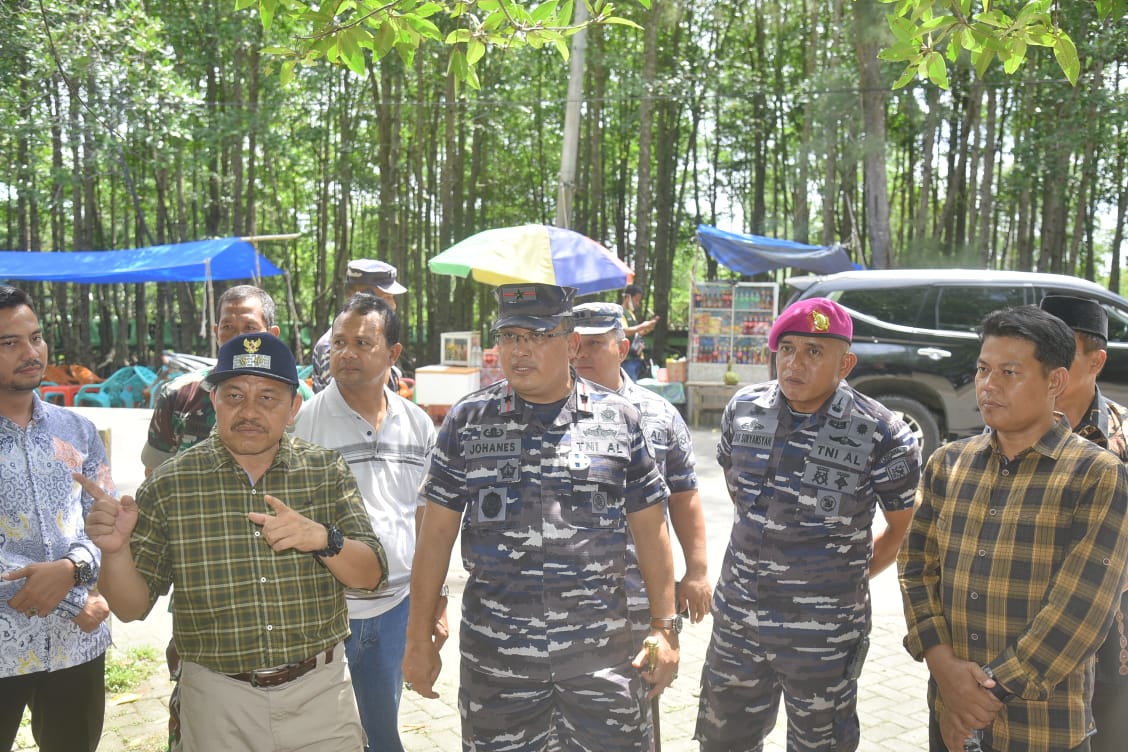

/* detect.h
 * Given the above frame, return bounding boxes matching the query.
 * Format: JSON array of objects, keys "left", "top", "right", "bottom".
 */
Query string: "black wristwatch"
[
  {"left": 315, "top": 524, "right": 344, "bottom": 558},
  {"left": 981, "top": 665, "right": 1014, "bottom": 702},
  {"left": 650, "top": 614, "right": 683, "bottom": 634},
  {"left": 64, "top": 553, "right": 94, "bottom": 587}
]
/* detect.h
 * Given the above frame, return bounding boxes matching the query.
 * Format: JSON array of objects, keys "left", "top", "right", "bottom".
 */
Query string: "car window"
[
  {"left": 1104, "top": 304, "right": 1128, "bottom": 343},
  {"left": 935, "top": 286, "right": 1026, "bottom": 332},
  {"left": 834, "top": 288, "right": 927, "bottom": 327}
]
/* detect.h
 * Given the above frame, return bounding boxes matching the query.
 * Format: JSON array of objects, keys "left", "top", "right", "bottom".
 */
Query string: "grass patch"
[{"left": 105, "top": 645, "right": 161, "bottom": 693}]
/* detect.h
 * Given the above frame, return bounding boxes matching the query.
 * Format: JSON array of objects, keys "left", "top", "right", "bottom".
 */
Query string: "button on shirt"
[
  {"left": 422, "top": 377, "right": 667, "bottom": 682},
  {"left": 129, "top": 433, "right": 388, "bottom": 674},
  {"left": 0, "top": 396, "right": 113, "bottom": 677},
  {"left": 900, "top": 418, "right": 1128, "bottom": 751},
  {"left": 294, "top": 381, "right": 435, "bottom": 618},
  {"left": 715, "top": 382, "right": 920, "bottom": 645}
]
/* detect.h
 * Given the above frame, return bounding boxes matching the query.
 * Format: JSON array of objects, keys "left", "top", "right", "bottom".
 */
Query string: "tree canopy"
[{"left": 1, "top": 0, "right": 1125, "bottom": 375}]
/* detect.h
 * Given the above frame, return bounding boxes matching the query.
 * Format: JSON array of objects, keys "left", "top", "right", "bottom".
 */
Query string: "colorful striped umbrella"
[{"left": 428, "top": 224, "right": 634, "bottom": 295}]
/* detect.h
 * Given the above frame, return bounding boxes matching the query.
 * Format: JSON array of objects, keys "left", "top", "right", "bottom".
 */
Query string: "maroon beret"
[{"left": 768, "top": 297, "right": 853, "bottom": 352}]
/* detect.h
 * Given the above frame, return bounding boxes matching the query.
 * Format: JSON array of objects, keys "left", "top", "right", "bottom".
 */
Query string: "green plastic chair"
[{"left": 74, "top": 366, "right": 158, "bottom": 408}]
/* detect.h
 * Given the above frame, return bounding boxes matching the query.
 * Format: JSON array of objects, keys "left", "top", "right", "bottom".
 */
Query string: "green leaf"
[
  {"left": 531, "top": 0, "right": 558, "bottom": 23},
  {"left": 892, "top": 64, "right": 919, "bottom": 90},
  {"left": 1053, "top": 32, "right": 1080, "bottom": 86},
  {"left": 444, "top": 29, "right": 473, "bottom": 44},
  {"left": 1002, "top": 37, "right": 1026, "bottom": 73},
  {"left": 552, "top": 36, "right": 570, "bottom": 60},
  {"left": 878, "top": 41, "right": 922, "bottom": 62},
  {"left": 925, "top": 51, "right": 949, "bottom": 89},
  {"left": 338, "top": 26, "right": 368, "bottom": 75},
  {"left": 887, "top": 16, "right": 916, "bottom": 43},
  {"left": 280, "top": 60, "right": 296, "bottom": 86},
  {"left": 466, "top": 38, "right": 486, "bottom": 65},
  {"left": 972, "top": 47, "right": 994, "bottom": 77},
  {"left": 402, "top": 14, "right": 442, "bottom": 40},
  {"left": 913, "top": 15, "right": 955, "bottom": 38},
  {"left": 602, "top": 16, "right": 642, "bottom": 29},
  {"left": 259, "top": 0, "right": 279, "bottom": 31},
  {"left": 974, "top": 9, "right": 1013, "bottom": 28},
  {"left": 465, "top": 62, "right": 481, "bottom": 90},
  {"left": 234, "top": 0, "right": 257, "bottom": 10},
  {"left": 412, "top": 2, "right": 444, "bottom": 18}
]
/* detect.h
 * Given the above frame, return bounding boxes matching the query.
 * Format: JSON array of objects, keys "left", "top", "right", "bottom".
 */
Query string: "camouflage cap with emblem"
[
  {"left": 492, "top": 283, "right": 577, "bottom": 332},
  {"left": 203, "top": 331, "right": 300, "bottom": 390},
  {"left": 346, "top": 259, "right": 407, "bottom": 295},
  {"left": 768, "top": 297, "right": 853, "bottom": 352},
  {"left": 572, "top": 302, "right": 625, "bottom": 335}
]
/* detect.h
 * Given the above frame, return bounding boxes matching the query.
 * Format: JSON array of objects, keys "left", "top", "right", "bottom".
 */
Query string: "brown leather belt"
[{"left": 228, "top": 645, "right": 335, "bottom": 688}]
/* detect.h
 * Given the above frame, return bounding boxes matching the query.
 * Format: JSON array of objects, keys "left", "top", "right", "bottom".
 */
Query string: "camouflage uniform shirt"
[
  {"left": 422, "top": 375, "right": 667, "bottom": 682},
  {"left": 616, "top": 370, "right": 697, "bottom": 637},
  {"left": 1076, "top": 386, "right": 1128, "bottom": 686},
  {"left": 715, "top": 381, "right": 920, "bottom": 645}
]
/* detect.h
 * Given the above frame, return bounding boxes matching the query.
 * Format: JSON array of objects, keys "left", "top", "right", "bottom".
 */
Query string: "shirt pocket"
[
  {"left": 465, "top": 458, "right": 522, "bottom": 528},
  {"left": 564, "top": 456, "right": 628, "bottom": 530}
]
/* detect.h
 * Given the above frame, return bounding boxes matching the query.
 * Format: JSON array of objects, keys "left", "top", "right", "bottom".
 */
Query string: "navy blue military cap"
[
  {"left": 204, "top": 332, "right": 300, "bottom": 390},
  {"left": 492, "top": 284, "right": 577, "bottom": 332},
  {"left": 572, "top": 302, "right": 625, "bottom": 335},
  {"left": 1040, "top": 295, "right": 1108, "bottom": 341}
]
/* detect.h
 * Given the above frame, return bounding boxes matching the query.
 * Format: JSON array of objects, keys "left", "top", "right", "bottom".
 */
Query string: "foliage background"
[{"left": 0, "top": 0, "right": 1124, "bottom": 372}]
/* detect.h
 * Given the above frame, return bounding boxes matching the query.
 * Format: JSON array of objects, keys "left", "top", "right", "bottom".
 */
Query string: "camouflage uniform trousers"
[
  {"left": 459, "top": 660, "right": 647, "bottom": 752},
  {"left": 695, "top": 610, "right": 861, "bottom": 752}
]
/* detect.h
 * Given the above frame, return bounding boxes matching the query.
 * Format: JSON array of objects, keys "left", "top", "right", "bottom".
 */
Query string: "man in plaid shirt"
[{"left": 899, "top": 305, "right": 1128, "bottom": 752}]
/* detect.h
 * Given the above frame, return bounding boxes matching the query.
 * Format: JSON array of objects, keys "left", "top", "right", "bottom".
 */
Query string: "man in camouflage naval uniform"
[
  {"left": 1040, "top": 295, "right": 1128, "bottom": 752},
  {"left": 696, "top": 297, "right": 921, "bottom": 752},
  {"left": 572, "top": 301, "right": 709, "bottom": 752},
  {"left": 403, "top": 283, "right": 680, "bottom": 752}
]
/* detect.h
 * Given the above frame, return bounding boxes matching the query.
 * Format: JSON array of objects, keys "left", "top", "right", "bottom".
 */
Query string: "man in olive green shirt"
[{"left": 84, "top": 332, "right": 386, "bottom": 752}]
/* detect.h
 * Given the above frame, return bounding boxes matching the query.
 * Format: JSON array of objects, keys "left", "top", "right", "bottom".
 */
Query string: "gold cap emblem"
[
  {"left": 243, "top": 337, "right": 262, "bottom": 354},
  {"left": 809, "top": 309, "right": 830, "bottom": 333}
]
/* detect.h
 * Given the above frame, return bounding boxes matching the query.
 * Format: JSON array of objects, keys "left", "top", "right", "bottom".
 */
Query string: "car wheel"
[{"left": 877, "top": 395, "right": 941, "bottom": 460}]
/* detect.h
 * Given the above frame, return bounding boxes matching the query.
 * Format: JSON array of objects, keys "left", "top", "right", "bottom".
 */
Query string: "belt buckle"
[{"left": 249, "top": 666, "right": 290, "bottom": 688}]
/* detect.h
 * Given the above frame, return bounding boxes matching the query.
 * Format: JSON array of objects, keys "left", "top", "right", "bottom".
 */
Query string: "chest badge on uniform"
[
  {"left": 496, "top": 458, "right": 520, "bottom": 483},
  {"left": 478, "top": 488, "right": 506, "bottom": 522},
  {"left": 592, "top": 491, "right": 608, "bottom": 514},
  {"left": 568, "top": 448, "right": 591, "bottom": 471}
]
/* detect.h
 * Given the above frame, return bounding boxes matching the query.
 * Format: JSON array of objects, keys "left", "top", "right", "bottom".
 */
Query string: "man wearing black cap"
[
  {"left": 403, "top": 283, "right": 679, "bottom": 752},
  {"left": 82, "top": 332, "right": 387, "bottom": 751},
  {"left": 1040, "top": 295, "right": 1128, "bottom": 752},
  {"left": 312, "top": 259, "right": 407, "bottom": 393}
]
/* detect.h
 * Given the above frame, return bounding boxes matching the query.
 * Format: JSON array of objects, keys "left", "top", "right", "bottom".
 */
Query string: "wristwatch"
[
  {"left": 981, "top": 665, "right": 1014, "bottom": 702},
  {"left": 650, "top": 614, "right": 683, "bottom": 634},
  {"left": 64, "top": 553, "right": 94, "bottom": 587},
  {"left": 315, "top": 524, "right": 345, "bottom": 558}
]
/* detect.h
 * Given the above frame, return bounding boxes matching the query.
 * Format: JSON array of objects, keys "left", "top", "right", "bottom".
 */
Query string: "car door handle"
[{"left": 917, "top": 347, "right": 952, "bottom": 361}]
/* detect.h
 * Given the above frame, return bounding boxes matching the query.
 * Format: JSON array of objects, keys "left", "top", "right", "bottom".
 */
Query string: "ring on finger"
[{"left": 27, "top": 607, "right": 38, "bottom": 617}]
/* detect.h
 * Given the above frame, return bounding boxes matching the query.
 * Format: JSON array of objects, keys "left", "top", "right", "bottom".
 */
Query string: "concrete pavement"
[{"left": 17, "top": 408, "right": 931, "bottom": 751}]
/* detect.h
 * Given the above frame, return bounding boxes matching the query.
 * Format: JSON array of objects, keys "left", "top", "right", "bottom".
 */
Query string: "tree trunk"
[{"left": 853, "top": 0, "right": 893, "bottom": 268}]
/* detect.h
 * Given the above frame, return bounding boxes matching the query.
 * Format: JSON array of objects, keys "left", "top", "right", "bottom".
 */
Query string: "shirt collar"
[{"left": 985, "top": 413, "right": 1074, "bottom": 461}]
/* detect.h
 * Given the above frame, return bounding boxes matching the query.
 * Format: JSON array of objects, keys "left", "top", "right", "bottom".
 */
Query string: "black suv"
[{"left": 785, "top": 269, "right": 1128, "bottom": 458}]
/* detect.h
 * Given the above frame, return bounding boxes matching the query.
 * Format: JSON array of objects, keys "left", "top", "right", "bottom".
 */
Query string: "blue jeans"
[
  {"left": 345, "top": 597, "right": 410, "bottom": 752},
  {"left": 623, "top": 357, "right": 645, "bottom": 381}
]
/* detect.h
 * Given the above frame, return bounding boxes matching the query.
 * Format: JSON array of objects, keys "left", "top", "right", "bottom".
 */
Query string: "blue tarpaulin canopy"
[
  {"left": 0, "top": 238, "right": 284, "bottom": 283},
  {"left": 696, "top": 224, "right": 859, "bottom": 276}
]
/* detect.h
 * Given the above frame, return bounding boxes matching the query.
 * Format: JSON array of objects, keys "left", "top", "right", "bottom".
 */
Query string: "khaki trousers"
[{"left": 177, "top": 646, "right": 364, "bottom": 752}]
